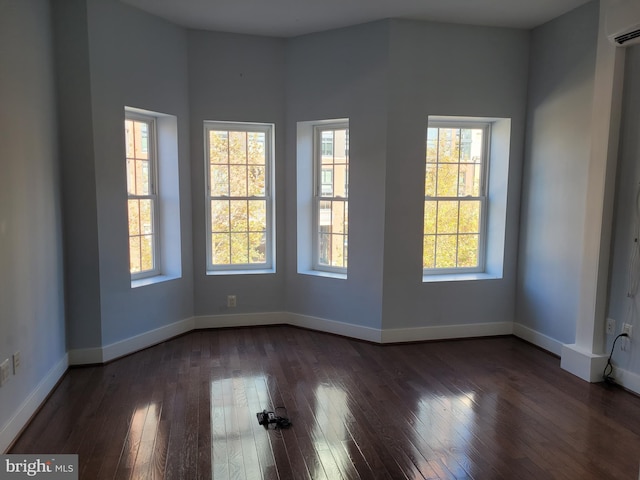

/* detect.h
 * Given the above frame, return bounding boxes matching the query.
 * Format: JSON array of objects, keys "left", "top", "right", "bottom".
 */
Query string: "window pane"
[
  {"left": 321, "top": 130, "right": 334, "bottom": 162},
  {"left": 128, "top": 200, "right": 140, "bottom": 236},
  {"left": 249, "top": 232, "right": 266, "bottom": 263},
  {"left": 320, "top": 167, "right": 333, "bottom": 197},
  {"left": 459, "top": 163, "right": 481, "bottom": 197},
  {"left": 125, "top": 120, "right": 134, "bottom": 158},
  {"left": 229, "top": 165, "right": 247, "bottom": 197},
  {"left": 436, "top": 164, "right": 458, "bottom": 197},
  {"left": 424, "top": 201, "right": 437, "bottom": 235},
  {"left": 230, "top": 233, "right": 249, "bottom": 264},
  {"left": 212, "top": 233, "right": 230, "bottom": 265},
  {"left": 247, "top": 132, "right": 266, "bottom": 165},
  {"left": 248, "top": 200, "right": 266, "bottom": 232},
  {"left": 332, "top": 201, "right": 345, "bottom": 234},
  {"left": 437, "top": 201, "right": 459, "bottom": 234},
  {"left": 134, "top": 121, "right": 149, "bottom": 160},
  {"left": 318, "top": 200, "right": 332, "bottom": 227},
  {"left": 318, "top": 233, "right": 330, "bottom": 265},
  {"left": 229, "top": 131, "right": 247, "bottom": 164},
  {"left": 459, "top": 201, "right": 480, "bottom": 234},
  {"left": 211, "top": 200, "right": 230, "bottom": 233},
  {"left": 426, "top": 128, "right": 438, "bottom": 163},
  {"left": 140, "top": 234, "right": 154, "bottom": 271},
  {"left": 331, "top": 234, "right": 345, "bottom": 267},
  {"left": 458, "top": 234, "right": 479, "bottom": 268},
  {"left": 435, "top": 235, "right": 457, "bottom": 268},
  {"left": 333, "top": 164, "right": 346, "bottom": 198},
  {"left": 229, "top": 200, "right": 248, "bottom": 232},
  {"left": 139, "top": 199, "right": 153, "bottom": 234},
  {"left": 437, "top": 128, "right": 459, "bottom": 163},
  {"left": 209, "top": 131, "right": 229, "bottom": 164},
  {"left": 126, "top": 159, "right": 136, "bottom": 195},
  {"left": 423, "top": 235, "right": 436, "bottom": 269},
  {"left": 334, "top": 129, "right": 348, "bottom": 161},
  {"left": 129, "top": 236, "right": 141, "bottom": 273},
  {"left": 248, "top": 165, "right": 265, "bottom": 197},
  {"left": 425, "top": 163, "right": 436, "bottom": 197},
  {"left": 211, "top": 165, "right": 229, "bottom": 196}
]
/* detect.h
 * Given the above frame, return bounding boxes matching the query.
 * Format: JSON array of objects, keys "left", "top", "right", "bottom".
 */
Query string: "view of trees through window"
[
  {"left": 125, "top": 116, "right": 157, "bottom": 276},
  {"left": 316, "top": 126, "right": 349, "bottom": 271},
  {"left": 207, "top": 125, "right": 270, "bottom": 268},
  {"left": 424, "top": 125, "right": 486, "bottom": 271}
]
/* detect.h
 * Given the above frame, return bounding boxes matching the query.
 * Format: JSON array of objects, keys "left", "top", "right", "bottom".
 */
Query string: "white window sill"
[
  {"left": 131, "top": 274, "right": 181, "bottom": 289},
  {"left": 422, "top": 272, "right": 501, "bottom": 283},
  {"left": 298, "top": 269, "right": 347, "bottom": 280},
  {"left": 206, "top": 268, "right": 275, "bottom": 276}
]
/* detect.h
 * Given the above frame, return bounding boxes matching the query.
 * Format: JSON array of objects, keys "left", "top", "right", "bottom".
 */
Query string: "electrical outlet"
[
  {"left": 624, "top": 323, "right": 633, "bottom": 339},
  {"left": 227, "top": 295, "right": 237, "bottom": 308},
  {"left": 0, "top": 359, "right": 10, "bottom": 387},
  {"left": 606, "top": 318, "right": 616, "bottom": 335},
  {"left": 622, "top": 323, "right": 633, "bottom": 351},
  {"left": 12, "top": 351, "right": 20, "bottom": 374}
]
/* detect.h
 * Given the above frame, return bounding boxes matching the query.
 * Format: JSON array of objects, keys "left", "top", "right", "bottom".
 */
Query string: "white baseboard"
[
  {"left": 612, "top": 366, "right": 640, "bottom": 396},
  {"left": 194, "top": 312, "right": 287, "bottom": 329},
  {"left": 382, "top": 321, "right": 513, "bottom": 343},
  {"left": 0, "top": 353, "right": 68, "bottom": 453},
  {"left": 513, "top": 322, "right": 563, "bottom": 356},
  {"left": 287, "top": 313, "right": 382, "bottom": 343},
  {"left": 560, "top": 343, "right": 609, "bottom": 383},
  {"left": 68, "top": 317, "right": 195, "bottom": 365}
]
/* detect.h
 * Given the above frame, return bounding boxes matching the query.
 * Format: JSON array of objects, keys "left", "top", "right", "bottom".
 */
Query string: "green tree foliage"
[
  {"left": 424, "top": 127, "right": 483, "bottom": 270},
  {"left": 209, "top": 130, "right": 267, "bottom": 266}
]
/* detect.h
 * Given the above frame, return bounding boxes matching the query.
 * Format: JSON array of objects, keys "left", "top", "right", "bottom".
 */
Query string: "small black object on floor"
[{"left": 256, "top": 408, "right": 292, "bottom": 429}]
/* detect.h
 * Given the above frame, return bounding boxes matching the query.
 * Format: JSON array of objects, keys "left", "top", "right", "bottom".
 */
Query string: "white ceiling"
[{"left": 119, "top": 0, "right": 592, "bottom": 38}]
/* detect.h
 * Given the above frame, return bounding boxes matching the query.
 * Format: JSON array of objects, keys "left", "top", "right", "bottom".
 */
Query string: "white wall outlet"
[
  {"left": 606, "top": 317, "right": 616, "bottom": 335},
  {"left": 0, "top": 359, "right": 10, "bottom": 387},
  {"left": 12, "top": 351, "right": 20, "bottom": 374},
  {"left": 622, "top": 323, "right": 633, "bottom": 351},
  {"left": 227, "top": 295, "right": 237, "bottom": 308}
]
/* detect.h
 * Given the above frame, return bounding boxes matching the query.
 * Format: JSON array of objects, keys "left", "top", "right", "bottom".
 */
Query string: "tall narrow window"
[
  {"left": 205, "top": 121, "right": 274, "bottom": 272},
  {"left": 125, "top": 113, "right": 159, "bottom": 279},
  {"left": 315, "top": 122, "right": 349, "bottom": 273},
  {"left": 424, "top": 121, "right": 489, "bottom": 273}
]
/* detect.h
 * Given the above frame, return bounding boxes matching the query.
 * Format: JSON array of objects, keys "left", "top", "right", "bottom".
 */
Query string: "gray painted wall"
[
  {"left": 0, "top": 0, "right": 66, "bottom": 443},
  {"left": 54, "top": 0, "right": 194, "bottom": 348},
  {"left": 86, "top": 0, "right": 194, "bottom": 346},
  {"left": 188, "top": 31, "right": 286, "bottom": 316},
  {"left": 607, "top": 44, "right": 640, "bottom": 370},
  {"left": 382, "top": 20, "right": 529, "bottom": 329},
  {"left": 517, "top": 1, "right": 599, "bottom": 343},
  {"left": 285, "top": 22, "right": 390, "bottom": 329}
]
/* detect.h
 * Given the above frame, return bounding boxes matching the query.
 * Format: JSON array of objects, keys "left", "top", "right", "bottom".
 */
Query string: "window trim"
[
  {"left": 203, "top": 120, "right": 275, "bottom": 273},
  {"left": 423, "top": 120, "right": 491, "bottom": 275},
  {"left": 125, "top": 111, "right": 161, "bottom": 280},
  {"left": 312, "top": 121, "right": 349, "bottom": 274}
]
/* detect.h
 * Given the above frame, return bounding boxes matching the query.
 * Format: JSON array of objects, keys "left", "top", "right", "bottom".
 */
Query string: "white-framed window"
[
  {"left": 204, "top": 121, "right": 274, "bottom": 272},
  {"left": 314, "top": 122, "right": 349, "bottom": 273},
  {"left": 125, "top": 112, "right": 160, "bottom": 279},
  {"left": 423, "top": 121, "right": 490, "bottom": 274}
]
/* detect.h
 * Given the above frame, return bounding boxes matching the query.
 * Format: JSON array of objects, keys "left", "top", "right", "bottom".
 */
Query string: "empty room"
[{"left": 3, "top": 0, "right": 640, "bottom": 478}]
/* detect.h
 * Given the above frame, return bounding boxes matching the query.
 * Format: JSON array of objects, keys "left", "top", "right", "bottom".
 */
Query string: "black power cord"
[
  {"left": 603, "top": 332, "right": 629, "bottom": 384},
  {"left": 256, "top": 407, "right": 292, "bottom": 429}
]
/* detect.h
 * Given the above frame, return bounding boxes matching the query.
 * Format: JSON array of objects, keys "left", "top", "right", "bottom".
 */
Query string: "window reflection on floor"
[
  {"left": 211, "top": 375, "right": 278, "bottom": 479},
  {"left": 311, "top": 385, "right": 351, "bottom": 479}
]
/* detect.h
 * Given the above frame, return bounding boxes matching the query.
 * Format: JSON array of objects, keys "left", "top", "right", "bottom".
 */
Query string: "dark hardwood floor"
[{"left": 10, "top": 326, "right": 640, "bottom": 479}]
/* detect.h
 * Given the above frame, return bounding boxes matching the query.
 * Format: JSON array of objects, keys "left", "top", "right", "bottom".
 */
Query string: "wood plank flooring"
[{"left": 10, "top": 326, "right": 640, "bottom": 479}]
